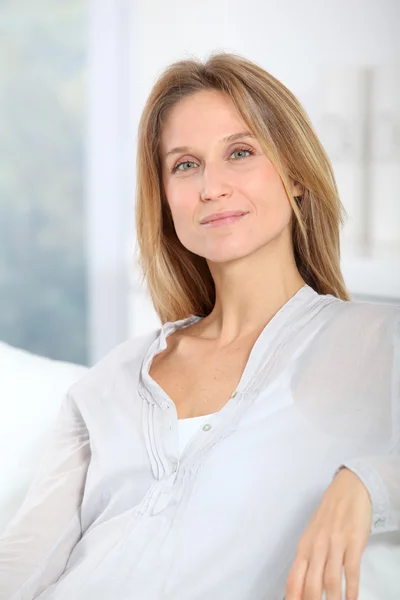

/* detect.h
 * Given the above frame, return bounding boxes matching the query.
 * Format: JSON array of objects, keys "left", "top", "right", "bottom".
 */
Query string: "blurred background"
[{"left": 0, "top": 0, "right": 399, "bottom": 367}]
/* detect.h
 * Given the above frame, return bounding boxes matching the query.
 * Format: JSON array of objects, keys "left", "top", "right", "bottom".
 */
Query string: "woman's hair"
[{"left": 135, "top": 52, "right": 350, "bottom": 323}]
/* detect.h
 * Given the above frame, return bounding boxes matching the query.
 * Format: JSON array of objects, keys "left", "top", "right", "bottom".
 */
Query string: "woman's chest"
[
  {"left": 80, "top": 386, "right": 350, "bottom": 530},
  {"left": 79, "top": 346, "right": 386, "bottom": 537},
  {"left": 148, "top": 335, "right": 259, "bottom": 419}
]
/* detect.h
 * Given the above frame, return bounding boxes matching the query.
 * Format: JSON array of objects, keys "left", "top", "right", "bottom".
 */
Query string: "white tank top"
[{"left": 177, "top": 413, "right": 215, "bottom": 456}]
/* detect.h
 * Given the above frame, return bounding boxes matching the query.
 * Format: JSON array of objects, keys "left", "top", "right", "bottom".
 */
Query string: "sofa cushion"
[{"left": 0, "top": 341, "right": 87, "bottom": 533}]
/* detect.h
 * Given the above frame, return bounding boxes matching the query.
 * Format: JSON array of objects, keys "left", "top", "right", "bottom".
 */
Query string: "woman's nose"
[{"left": 200, "top": 164, "right": 233, "bottom": 202}]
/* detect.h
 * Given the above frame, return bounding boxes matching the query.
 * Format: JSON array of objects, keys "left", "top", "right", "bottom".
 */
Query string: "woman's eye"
[
  {"left": 230, "top": 148, "right": 252, "bottom": 160},
  {"left": 173, "top": 160, "right": 197, "bottom": 173},
  {"left": 172, "top": 148, "right": 253, "bottom": 173}
]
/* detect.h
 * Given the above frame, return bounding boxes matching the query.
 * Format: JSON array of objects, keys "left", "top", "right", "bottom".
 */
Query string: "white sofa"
[
  {"left": 0, "top": 341, "right": 87, "bottom": 533},
  {"left": 0, "top": 341, "right": 399, "bottom": 598}
]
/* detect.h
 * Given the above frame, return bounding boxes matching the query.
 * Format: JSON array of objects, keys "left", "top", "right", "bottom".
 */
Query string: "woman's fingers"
[
  {"left": 285, "top": 530, "right": 363, "bottom": 600},
  {"left": 296, "top": 539, "right": 343, "bottom": 600},
  {"left": 285, "top": 554, "right": 308, "bottom": 599},
  {"left": 343, "top": 540, "right": 363, "bottom": 600},
  {"left": 323, "top": 550, "right": 344, "bottom": 600},
  {"left": 284, "top": 469, "right": 372, "bottom": 599},
  {"left": 301, "top": 549, "right": 326, "bottom": 599}
]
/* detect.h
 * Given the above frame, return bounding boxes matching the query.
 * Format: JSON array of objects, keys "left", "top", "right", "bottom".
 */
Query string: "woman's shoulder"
[
  {"left": 330, "top": 295, "right": 399, "bottom": 332},
  {"left": 67, "top": 328, "right": 161, "bottom": 400},
  {"left": 300, "top": 295, "right": 399, "bottom": 402},
  {"left": 317, "top": 294, "right": 400, "bottom": 362}
]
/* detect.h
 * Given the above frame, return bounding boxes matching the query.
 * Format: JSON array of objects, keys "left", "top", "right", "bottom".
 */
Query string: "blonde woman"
[{"left": 0, "top": 53, "right": 399, "bottom": 600}]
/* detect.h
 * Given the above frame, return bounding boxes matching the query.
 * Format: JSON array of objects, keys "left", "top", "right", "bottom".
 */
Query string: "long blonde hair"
[{"left": 135, "top": 52, "right": 350, "bottom": 323}]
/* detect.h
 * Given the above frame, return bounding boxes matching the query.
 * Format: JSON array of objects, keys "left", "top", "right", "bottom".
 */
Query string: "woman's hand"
[{"left": 285, "top": 467, "right": 372, "bottom": 600}]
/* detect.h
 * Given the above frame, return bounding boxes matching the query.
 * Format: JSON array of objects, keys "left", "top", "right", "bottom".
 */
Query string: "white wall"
[
  {"left": 87, "top": 0, "right": 136, "bottom": 363},
  {"left": 129, "top": 0, "right": 399, "bottom": 117},
  {"left": 127, "top": 0, "right": 400, "bottom": 336}
]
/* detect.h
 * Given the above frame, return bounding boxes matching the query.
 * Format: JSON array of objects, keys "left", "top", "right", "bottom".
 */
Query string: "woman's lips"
[{"left": 200, "top": 213, "right": 248, "bottom": 227}]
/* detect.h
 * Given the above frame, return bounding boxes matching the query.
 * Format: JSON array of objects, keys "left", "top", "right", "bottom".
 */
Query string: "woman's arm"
[
  {"left": 0, "top": 392, "right": 90, "bottom": 600},
  {"left": 337, "top": 454, "right": 400, "bottom": 535},
  {"left": 337, "top": 308, "right": 400, "bottom": 536},
  {"left": 286, "top": 304, "right": 400, "bottom": 599}
]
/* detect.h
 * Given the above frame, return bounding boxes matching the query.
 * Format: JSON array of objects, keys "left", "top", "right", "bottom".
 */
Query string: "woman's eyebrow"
[{"left": 164, "top": 131, "right": 256, "bottom": 159}]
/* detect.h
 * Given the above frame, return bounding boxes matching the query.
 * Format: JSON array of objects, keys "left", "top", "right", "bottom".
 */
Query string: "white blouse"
[
  {"left": 0, "top": 284, "right": 399, "bottom": 600},
  {"left": 178, "top": 415, "right": 215, "bottom": 456}
]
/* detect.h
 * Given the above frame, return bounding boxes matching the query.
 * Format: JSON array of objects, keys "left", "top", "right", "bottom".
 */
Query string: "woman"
[{"left": 0, "top": 52, "right": 398, "bottom": 600}]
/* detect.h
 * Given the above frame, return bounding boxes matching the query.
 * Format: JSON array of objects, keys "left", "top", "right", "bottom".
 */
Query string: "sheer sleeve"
[
  {"left": 0, "top": 392, "right": 90, "bottom": 599},
  {"left": 337, "top": 306, "right": 400, "bottom": 535},
  {"left": 338, "top": 455, "right": 400, "bottom": 534},
  {"left": 293, "top": 299, "right": 400, "bottom": 537}
]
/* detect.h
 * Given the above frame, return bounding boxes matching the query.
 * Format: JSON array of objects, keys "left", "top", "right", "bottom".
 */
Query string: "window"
[{"left": 0, "top": 1, "right": 88, "bottom": 364}]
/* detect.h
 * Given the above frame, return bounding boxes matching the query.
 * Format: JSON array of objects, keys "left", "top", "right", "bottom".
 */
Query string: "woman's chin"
[{"left": 203, "top": 249, "right": 254, "bottom": 264}]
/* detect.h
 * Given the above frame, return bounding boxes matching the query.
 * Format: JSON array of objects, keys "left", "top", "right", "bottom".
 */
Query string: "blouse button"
[
  {"left": 202, "top": 423, "right": 212, "bottom": 432},
  {"left": 374, "top": 518, "right": 385, "bottom": 528},
  {"left": 231, "top": 390, "right": 237, "bottom": 398}
]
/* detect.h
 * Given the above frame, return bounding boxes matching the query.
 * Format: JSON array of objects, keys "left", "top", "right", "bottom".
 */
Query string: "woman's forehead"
[{"left": 160, "top": 91, "right": 249, "bottom": 154}]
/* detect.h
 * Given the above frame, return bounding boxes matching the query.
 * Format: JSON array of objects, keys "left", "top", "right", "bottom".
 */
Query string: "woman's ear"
[{"left": 292, "top": 180, "right": 304, "bottom": 198}]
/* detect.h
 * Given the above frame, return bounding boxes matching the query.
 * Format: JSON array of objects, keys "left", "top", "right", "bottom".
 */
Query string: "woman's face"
[{"left": 160, "top": 89, "right": 301, "bottom": 264}]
